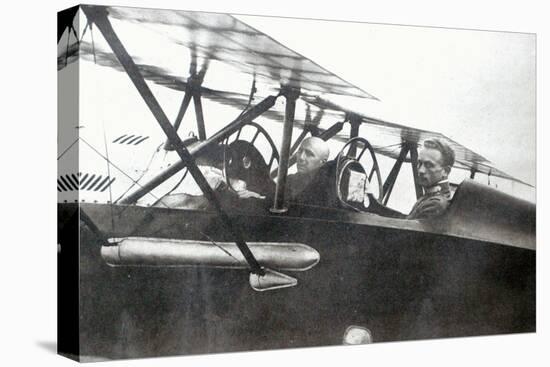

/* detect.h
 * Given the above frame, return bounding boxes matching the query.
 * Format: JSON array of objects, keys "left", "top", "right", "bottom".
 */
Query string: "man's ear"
[{"left": 442, "top": 166, "right": 451, "bottom": 178}]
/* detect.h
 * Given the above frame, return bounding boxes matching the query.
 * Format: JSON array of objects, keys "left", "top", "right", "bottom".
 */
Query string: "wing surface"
[
  {"left": 304, "top": 96, "right": 531, "bottom": 186},
  {"left": 58, "top": 6, "right": 376, "bottom": 99}
]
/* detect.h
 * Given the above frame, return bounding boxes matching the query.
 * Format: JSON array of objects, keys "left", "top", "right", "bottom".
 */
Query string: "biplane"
[{"left": 57, "top": 5, "right": 535, "bottom": 361}]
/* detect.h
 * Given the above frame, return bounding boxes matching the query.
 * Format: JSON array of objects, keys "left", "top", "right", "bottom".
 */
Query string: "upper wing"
[
  {"left": 304, "top": 96, "right": 531, "bottom": 186},
  {"left": 57, "top": 5, "right": 529, "bottom": 188},
  {"left": 58, "top": 5, "right": 376, "bottom": 100}
]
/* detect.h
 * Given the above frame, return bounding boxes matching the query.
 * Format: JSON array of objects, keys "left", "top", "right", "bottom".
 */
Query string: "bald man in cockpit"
[{"left": 286, "top": 137, "right": 332, "bottom": 205}]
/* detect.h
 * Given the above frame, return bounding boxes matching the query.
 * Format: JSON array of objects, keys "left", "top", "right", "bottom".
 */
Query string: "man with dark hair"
[{"left": 407, "top": 139, "right": 455, "bottom": 219}]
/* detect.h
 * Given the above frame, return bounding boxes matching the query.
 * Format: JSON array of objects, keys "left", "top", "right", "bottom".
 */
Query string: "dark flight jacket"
[{"left": 407, "top": 181, "right": 452, "bottom": 219}]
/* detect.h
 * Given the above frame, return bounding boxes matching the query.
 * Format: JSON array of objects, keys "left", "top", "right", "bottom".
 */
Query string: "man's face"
[
  {"left": 296, "top": 139, "right": 327, "bottom": 174},
  {"left": 417, "top": 148, "right": 449, "bottom": 188}
]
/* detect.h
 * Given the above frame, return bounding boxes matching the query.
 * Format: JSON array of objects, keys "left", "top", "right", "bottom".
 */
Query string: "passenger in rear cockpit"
[
  {"left": 164, "top": 140, "right": 274, "bottom": 209},
  {"left": 224, "top": 140, "right": 275, "bottom": 200}
]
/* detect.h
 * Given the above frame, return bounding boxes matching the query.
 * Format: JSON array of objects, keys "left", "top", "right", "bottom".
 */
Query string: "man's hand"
[{"left": 236, "top": 190, "right": 265, "bottom": 199}]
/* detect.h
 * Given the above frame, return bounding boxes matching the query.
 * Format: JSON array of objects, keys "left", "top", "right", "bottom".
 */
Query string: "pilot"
[
  {"left": 286, "top": 136, "right": 332, "bottom": 205},
  {"left": 407, "top": 138, "right": 455, "bottom": 219}
]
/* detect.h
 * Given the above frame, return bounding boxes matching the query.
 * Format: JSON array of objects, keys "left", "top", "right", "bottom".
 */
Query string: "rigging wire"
[
  {"left": 150, "top": 168, "right": 190, "bottom": 207},
  {"left": 57, "top": 138, "right": 80, "bottom": 160},
  {"left": 79, "top": 20, "right": 90, "bottom": 43},
  {"left": 86, "top": 24, "right": 171, "bottom": 218},
  {"left": 200, "top": 230, "right": 240, "bottom": 262},
  {"left": 80, "top": 138, "right": 170, "bottom": 208},
  {"left": 102, "top": 124, "right": 116, "bottom": 232},
  {"left": 90, "top": 22, "right": 117, "bottom": 232},
  {"left": 234, "top": 75, "right": 257, "bottom": 121},
  {"left": 113, "top": 142, "right": 164, "bottom": 203}
]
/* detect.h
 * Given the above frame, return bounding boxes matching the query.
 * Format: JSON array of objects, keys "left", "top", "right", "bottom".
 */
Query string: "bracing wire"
[
  {"left": 113, "top": 142, "right": 164, "bottom": 204},
  {"left": 86, "top": 24, "right": 171, "bottom": 216},
  {"left": 102, "top": 124, "right": 116, "bottom": 232},
  {"left": 234, "top": 75, "right": 257, "bottom": 121},
  {"left": 57, "top": 138, "right": 80, "bottom": 160},
  {"left": 150, "top": 168, "right": 189, "bottom": 207},
  {"left": 90, "top": 21, "right": 116, "bottom": 232},
  {"left": 80, "top": 138, "right": 170, "bottom": 208}
]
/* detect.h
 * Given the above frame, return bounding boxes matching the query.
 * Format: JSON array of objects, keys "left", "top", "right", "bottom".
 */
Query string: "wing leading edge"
[
  {"left": 58, "top": 5, "right": 376, "bottom": 99},
  {"left": 303, "top": 96, "right": 531, "bottom": 186}
]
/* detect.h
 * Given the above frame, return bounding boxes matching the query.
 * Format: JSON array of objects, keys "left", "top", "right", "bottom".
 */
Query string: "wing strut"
[
  {"left": 163, "top": 89, "right": 192, "bottom": 150},
  {"left": 82, "top": 5, "right": 265, "bottom": 276},
  {"left": 193, "top": 90, "right": 206, "bottom": 140},
  {"left": 347, "top": 114, "right": 362, "bottom": 157},
  {"left": 409, "top": 143, "right": 423, "bottom": 199},
  {"left": 271, "top": 87, "right": 300, "bottom": 213},
  {"left": 163, "top": 59, "right": 209, "bottom": 150},
  {"left": 382, "top": 141, "right": 423, "bottom": 203},
  {"left": 382, "top": 143, "right": 410, "bottom": 205}
]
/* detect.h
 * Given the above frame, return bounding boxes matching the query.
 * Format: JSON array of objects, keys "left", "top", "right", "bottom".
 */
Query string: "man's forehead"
[
  {"left": 300, "top": 138, "right": 327, "bottom": 153},
  {"left": 419, "top": 147, "right": 443, "bottom": 162},
  {"left": 300, "top": 141, "right": 314, "bottom": 150}
]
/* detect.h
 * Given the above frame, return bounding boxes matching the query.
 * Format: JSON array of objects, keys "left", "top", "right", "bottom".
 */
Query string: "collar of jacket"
[{"left": 424, "top": 180, "right": 450, "bottom": 195}]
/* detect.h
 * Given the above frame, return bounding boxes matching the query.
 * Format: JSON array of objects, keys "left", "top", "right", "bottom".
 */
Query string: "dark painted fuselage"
[{"left": 58, "top": 183, "right": 535, "bottom": 360}]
